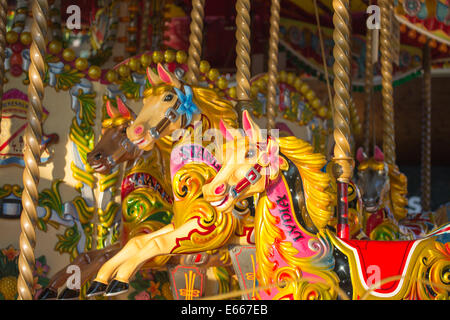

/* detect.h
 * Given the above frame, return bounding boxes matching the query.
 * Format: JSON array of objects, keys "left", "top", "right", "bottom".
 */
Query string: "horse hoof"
[
  {"left": 37, "top": 287, "right": 58, "bottom": 300},
  {"left": 105, "top": 280, "right": 129, "bottom": 297},
  {"left": 86, "top": 281, "right": 108, "bottom": 297},
  {"left": 58, "top": 288, "right": 80, "bottom": 300}
]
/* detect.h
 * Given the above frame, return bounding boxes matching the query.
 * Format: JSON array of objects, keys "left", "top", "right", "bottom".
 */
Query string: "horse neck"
[
  {"left": 258, "top": 169, "right": 319, "bottom": 258},
  {"left": 172, "top": 113, "right": 208, "bottom": 148},
  {"left": 121, "top": 146, "right": 173, "bottom": 202},
  {"left": 255, "top": 169, "right": 326, "bottom": 300}
]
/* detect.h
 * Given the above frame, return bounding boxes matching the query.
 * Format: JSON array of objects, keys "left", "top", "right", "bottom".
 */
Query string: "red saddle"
[{"left": 341, "top": 238, "right": 418, "bottom": 296}]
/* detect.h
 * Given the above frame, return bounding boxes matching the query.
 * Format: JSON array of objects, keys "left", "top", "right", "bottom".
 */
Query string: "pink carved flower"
[
  {"left": 135, "top": 291, "right": 150, "bottom": 300},
  {"left": 34, "top": 260, "right": 50, "bottom": 277}
]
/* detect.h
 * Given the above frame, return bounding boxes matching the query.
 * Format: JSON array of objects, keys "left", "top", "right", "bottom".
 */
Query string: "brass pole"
[
  {"left": 331, "top": 0, "right": 353, "bottom": 239},
  {"left": 380, "top": 0, "right": 396, "bottom": 165},
  {"left": 186, "top": 0, "right": 206, "bottom": 86},
  {"left": 421, "top": 41, "right": 431, "bottom": 212},
  {"left": 0, "top": 0, "right": 6, "bottom": 132},
  {"left": 235, "top": 0, "right": 252, "bottom": 120},
  {"left": 18, "top": 0, "right": 48, "bottom": 300},
  {"left": 363, "top": 29, "right": 373, "bottom": 153},
  {"left": 266, "top": 0, "right": 280, "bottom": 131}
]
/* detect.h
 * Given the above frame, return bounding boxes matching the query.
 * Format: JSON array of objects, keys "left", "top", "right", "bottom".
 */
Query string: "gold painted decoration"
[{"left": 171, "top": 162, "right": 238, "bottom": 254}]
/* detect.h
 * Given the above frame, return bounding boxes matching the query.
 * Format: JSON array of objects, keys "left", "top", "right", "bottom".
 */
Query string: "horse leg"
[
  {"left": 104, "top": 219, "right": 202, "bottom": 296},
  {"left": 86, "top": 223, "right": 177, "bottom": 297},
  {"left": 37, "top": 248, "right": 100, "bottom": 300},
  {"left": 57, "top": 245, "right": 122, "bottom": 300}
]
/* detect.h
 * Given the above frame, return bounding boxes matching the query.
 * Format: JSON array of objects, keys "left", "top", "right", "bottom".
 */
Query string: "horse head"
[
  {"left": 203, "top": 110, "right": 285, "bottom": 213},
  {"left": 126, "top": 63, "right": 197, "bottom": 151},
  {"left": 355, "top": 146, "right": 390, "bottom": 213},
  {"left": 87, "top": 97, "right": 142, "bottom": 174}
]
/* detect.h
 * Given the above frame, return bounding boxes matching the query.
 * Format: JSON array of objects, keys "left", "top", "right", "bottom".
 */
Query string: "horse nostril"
[
  {"left": 134, "top": 125, "right": 143, "bottom": 135},
  {"left": 94, "top": 153, "right": 102, "bottom": 160},
  {"left": 215, "top": 184, "right": 226, "bottom": 195}
]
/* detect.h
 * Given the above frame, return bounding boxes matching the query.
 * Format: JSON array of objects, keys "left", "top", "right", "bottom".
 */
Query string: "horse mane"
[
  {"left": 192, "top": 86, "right": 238, "bottom": 130},
  {"left": 144, "top": 86, "right": 238, "bottom": 156},
  {"left": 387, "top": 164, "right": 408, "bottom": 221},
  {"left": 277, "top": 136, "right": 334, "bottom": 229},
  {"left": 255, "top": 136, "right": 338, "bottom": 298}
]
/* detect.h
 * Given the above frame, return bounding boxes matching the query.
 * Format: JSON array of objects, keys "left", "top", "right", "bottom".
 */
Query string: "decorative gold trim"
[
  {"left": 186, "top": 0, "right": 205, "bottom": 85},
  {"left": 266, "top": 0, "right": 280, "bottom": 131}
]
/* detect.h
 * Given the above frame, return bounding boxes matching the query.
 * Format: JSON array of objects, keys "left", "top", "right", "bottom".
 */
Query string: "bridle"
[
  {"left": 147, "top": 85, "right": 194, "bottom": 139},
  {"left": 229, "top": 137, "right": 273, "bottom": 199},
  {"left": 107, "top": 122, "right": 143, "bottom": 165}
]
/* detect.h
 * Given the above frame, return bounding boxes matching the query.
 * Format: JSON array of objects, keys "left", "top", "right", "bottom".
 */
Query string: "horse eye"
[
  {"left": 121, "top": 127, "right": 127, "bottom": 134},
  {"left": 246, "top": 149, "right": 256, "bottom": 159},
  {"left": 164, "top": 94, "right": 174, "bottom": 102}
]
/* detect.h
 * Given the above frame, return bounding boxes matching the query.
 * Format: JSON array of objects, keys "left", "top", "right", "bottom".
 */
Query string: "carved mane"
[
  {"left": 141, "top": 84, "right": 238, "bottom": 157},
  {"left": 387, "top": 163, "right": 408, "bottom": 221},
  {"left": 277, "top": 136, "right": 334, "bottom": 229},
  {"left": 255, "top": 136, "right": 338, "bottom": 299}
]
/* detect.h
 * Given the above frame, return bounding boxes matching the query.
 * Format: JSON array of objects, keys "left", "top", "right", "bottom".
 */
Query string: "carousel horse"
[
  {"left": 40, "top": 96, "right": 239, "bottom": 299},
  {"left": 201, "top": 111, "right": 450, "bottom": 300},
  {"left": 84, "top": 63, "right": 257, "bottom": 297},
  {"left": 355, "top": 147, "right": 437, "bottom": 240},
  {"left": 38, "top": 97, "right": 174, "bottom": 300}
]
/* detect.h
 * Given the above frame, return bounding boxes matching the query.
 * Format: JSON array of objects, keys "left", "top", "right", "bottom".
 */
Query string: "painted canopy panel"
[{"left": 395, "top": 0, "right": 450, "bottom": 45}]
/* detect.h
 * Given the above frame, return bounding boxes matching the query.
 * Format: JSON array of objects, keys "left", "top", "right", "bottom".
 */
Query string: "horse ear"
[
  {"left": 242, "top": 110, "right": 260, "bottom": 142},
  {"left": 374, "top": 146, "right": 385, "bottom": 162},
  {"left": 147, "top": 67, "right": 162, "bottom": 86},
  {"left": 356, "top": 147, "right": 368, "bottom": 163},
  {"left": 157, "top": 63, "right": 181, "bottom": 88},
  {"left": 106, "top": 100, "right": 120, "bottom": 119},
  {"left": 219, "top": 119, "right": 235, "bottom": 142},
  {"left": 116, "top": 96, "right": 131, "bottom": 118}
]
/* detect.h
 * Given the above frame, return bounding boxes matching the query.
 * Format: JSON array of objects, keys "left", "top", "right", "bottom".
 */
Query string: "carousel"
[{"left": 0, "top": 0, "right": 448, "bottom": 301}]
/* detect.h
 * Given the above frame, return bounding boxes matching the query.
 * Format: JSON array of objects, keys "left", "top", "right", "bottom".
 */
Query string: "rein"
[
  {"left": 148, "top": 84, "right": 199, "bottom": 139},
  {"left": 229, "top": 137, "right": 273, "bottom": 199}
]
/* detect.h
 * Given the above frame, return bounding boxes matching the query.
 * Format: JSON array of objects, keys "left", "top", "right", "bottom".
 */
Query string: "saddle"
[
  {"left": 335, "top": 223, "right": 449, "bottom": 298},
  {"left": 340, "top": 238, "right": 417, "bottom": 296}
]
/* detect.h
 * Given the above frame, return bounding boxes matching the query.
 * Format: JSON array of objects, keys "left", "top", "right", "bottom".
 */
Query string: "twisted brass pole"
[
  {"left": 421, "top": 41, "right": 431, "bottom": 212},
  {"left": 18, "top": 0, "right": 48, "bottom": 300},
  {"left": 0, "top": 0, "right": 7, "bottom": 132},
  {"left": 139, "top": 0, "right": 150, "bottom": 52},
  {"left": 363, "top": 28, "right": 373, "bottom": 153},
  {"left": 380, "top": 0, "right": 396, "bottom": 165},
  {"left": 331, "top": 0, "right": 353, "bottom": 239},
  {"left": 186, "top": 0, "right": 205, "bottom": 86},
  {"left": 266, "top": 0, "right": 280, "bottom": 131},
  {"left": 235, "top": 0, "right": 251, "bottom": 121}
]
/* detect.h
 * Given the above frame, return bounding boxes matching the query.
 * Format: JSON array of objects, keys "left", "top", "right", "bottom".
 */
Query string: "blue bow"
[{"left": 174, "top": 85, "right": 200, "bottom": 126}]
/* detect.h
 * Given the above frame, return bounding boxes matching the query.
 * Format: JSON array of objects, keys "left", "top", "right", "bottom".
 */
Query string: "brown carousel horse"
[
  {"left": 355, "top": 146, "right": 443, "bottom": 240},
  {"left": 200, "top": 111, "right": 450, "bottom": 300},
  {"left": 38, "top": 98, "right": 174, "bottom": 299}
]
